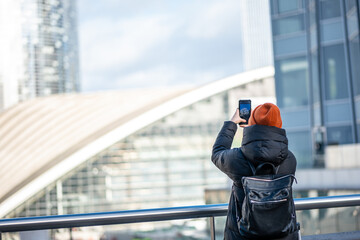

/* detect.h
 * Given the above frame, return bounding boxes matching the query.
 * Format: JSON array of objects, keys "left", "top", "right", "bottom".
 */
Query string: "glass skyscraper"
[
  {"left": 240, "top": 0, "right": 274, "bottom": 71},
  {"left": 269, "top": 1, "right": 360, "bottom": 235},
  {"left": 0, "top": 0, "right": 79, "bottom": 111},
  {"left": 270, "top": 0, "right": 360, "bottom": 168}
]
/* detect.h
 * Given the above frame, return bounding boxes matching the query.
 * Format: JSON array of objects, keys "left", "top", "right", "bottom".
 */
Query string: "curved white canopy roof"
[{"left": 0, "top": 66, "right": 274, "bottom": 217}]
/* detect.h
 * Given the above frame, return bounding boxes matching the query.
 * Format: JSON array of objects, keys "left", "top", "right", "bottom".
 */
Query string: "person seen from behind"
[{"left": 211, "top": 102, "right": 299, "bottom": 240}]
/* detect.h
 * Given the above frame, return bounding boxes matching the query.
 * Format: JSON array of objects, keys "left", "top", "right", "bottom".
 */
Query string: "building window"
[
  {"left": 345, "top": 0, "right": 357, "bottom": 10},
  {"left": 287, "top": 130, "right": 312, "bottom": 168},
  {"left": 325, "top": 101, "right": 353, "bottom": 123},
  {"left": 350, "top": 36, "right": 360, "bottom": 96},
  {"left": 323, "top": 44, "right": 349, "bottom": 100},
  {"left": 275, "top": 56, "right": 309, "bottom": 108},
  {"left": 327, "top": 125, "right": 354, "bottom": 145},
  {"left": 346, "top": 6, "right": 359, "bottom": 38},
  {"left": 347, "top": 10, "right": 360, "bottom": 97},
  {"left": 320, "top": 20, "right": 345, "bottom": 42},
  {"left": 320, "top": 0, "right": 342, "bottom": 20},
  {"left": 273, "top": 14, "right": 305, "bottom": 36},
  {"left": 277, "top": 0, "right": 302, "bottom": 14}
]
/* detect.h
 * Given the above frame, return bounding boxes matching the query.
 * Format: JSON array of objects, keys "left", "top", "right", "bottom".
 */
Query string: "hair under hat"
[{"left": 248, "top": 103, "right": 282, "bottom": 128}]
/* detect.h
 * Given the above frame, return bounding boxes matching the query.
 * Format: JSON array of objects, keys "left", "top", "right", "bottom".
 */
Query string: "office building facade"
[
  {"left": 0, "top": 0, "right": 79, "bottom": 111},
  {"left": 270, "top": 0, "right": 360, "bottom": 168}
]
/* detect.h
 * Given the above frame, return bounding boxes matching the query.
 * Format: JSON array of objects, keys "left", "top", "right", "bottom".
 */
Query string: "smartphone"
[{"left": 239, "top": 99, "right": 251, "bottom": 125}]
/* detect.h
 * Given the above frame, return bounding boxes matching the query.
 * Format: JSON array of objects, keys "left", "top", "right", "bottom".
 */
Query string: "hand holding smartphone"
[{"left": 239, "top": 99, "right": 251, "bottom": 125}]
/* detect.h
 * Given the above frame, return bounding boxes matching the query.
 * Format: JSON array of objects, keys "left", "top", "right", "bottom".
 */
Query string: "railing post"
[
  {"left": 69, "top": 228, "right": 73, "bottom": 240},
  {"left": 210, "top": 216, "right": 216, "bottom": 240}
]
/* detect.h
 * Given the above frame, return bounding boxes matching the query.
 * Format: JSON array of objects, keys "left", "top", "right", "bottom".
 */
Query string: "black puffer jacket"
[{"left": 211, "top": 121, "right": 297, "bottom": 240}]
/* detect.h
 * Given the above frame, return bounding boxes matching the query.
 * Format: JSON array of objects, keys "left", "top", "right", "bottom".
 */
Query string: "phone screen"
[{"left": 239, "top": 100, "right": 251, "bottom": 124}]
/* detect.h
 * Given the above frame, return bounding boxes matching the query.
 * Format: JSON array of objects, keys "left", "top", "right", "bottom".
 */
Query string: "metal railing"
[{"left": 0, "top": 194, "right": 360, "bottom": 240}]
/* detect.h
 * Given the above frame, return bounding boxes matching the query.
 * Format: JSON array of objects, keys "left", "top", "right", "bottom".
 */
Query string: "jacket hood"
[{"left": 241, "top": 125, "right": 288, "bottom": 166}]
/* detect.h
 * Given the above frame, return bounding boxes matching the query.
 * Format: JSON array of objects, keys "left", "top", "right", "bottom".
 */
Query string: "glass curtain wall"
[
  {"left": 271, "top": 0, "right": 360, "bottom": 167},
  {"left": 271, "top": 0, "right": 313, "bottom": 168},
  {"left": 346, "top": 0, "right": 360, "bottom": 142},
  {"left": 308, "top": 0, "right": 326, "bottom": 167},
  {"left": 6, "top": 91, "right": 234, "bottom": 218},
  {"left": 319, "top": 0, "right": 356, "bottom": 145},
  {"left": 19, "top": 0, "right": 79, "bottom": 100},
  {"left": 270, "top": 1, "right": 360, "bottom": 234}
]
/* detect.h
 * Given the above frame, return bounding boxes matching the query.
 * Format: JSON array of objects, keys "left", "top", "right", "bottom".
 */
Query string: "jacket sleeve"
[{"left": 211, "top": 121, "right": 249, "bottom": 182}]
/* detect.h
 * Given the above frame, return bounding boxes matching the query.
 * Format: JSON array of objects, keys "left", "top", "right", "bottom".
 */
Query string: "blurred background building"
[
  {"left": 240, "top": 0, "right": 274, "bottom": 71},
  {"left": 0, "top": 67, "right": 275, "bottom": 239},
  {"left": 270, "top": 0, "right": 360, "bottom": 234},
  {"left": 0, "top": 0, "right": 79, "bottom": 112},
  {"left": 270, "top": 0, "right": 360, "bottom": 167}
]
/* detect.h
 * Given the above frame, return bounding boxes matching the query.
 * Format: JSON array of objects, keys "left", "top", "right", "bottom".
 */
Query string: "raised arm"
[{"left": 211, "top": 109, "right": 248, "bottom": 181}]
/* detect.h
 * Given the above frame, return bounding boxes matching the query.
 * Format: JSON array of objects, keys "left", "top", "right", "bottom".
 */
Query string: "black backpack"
[{"left": 238, "top": 161, "right": 298, "bottom": 239}]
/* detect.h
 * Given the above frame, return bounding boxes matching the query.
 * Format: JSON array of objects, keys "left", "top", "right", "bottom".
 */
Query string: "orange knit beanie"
[{"left": 248, "top": 103, "right": 282, "bottom": 128}]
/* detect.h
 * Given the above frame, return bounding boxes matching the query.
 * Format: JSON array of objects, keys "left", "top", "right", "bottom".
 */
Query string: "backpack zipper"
[
  {"left": 246, "top": 174, "right": 296, "bottom": 182},
  {"left": 250, "top": 198, "right": 288, "bottom": 204}
]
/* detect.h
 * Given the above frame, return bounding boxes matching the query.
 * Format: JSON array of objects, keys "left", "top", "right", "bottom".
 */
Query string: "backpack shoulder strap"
[
  {"left": 240, "top": 148, "right": 280, "bottom": 175},
  {"left": 246, "top": 160, "right": 256, "bottom": 175},
  {"left": 255, "top": 162, "right": 280, "bottom": 175},
  {"left": 240, "top": 148, "right": 257, "bottom": 175}
]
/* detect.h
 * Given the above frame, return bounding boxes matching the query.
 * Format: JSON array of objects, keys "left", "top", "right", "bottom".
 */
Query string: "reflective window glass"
[
  {"left": 270, "top": 0, "right": 276, "bottom": 14},
  {"left": 313, "top": 104, "right": 322, "bottom": 126},
  {"left": 275, "top": 56, "right": 309, "bottom": 108},
  {"left": 309, "top": 0, "right": 317, "bottom": 26},
  {"left": 274, "top": 34, "right": 307, "bottom": 56},
  {"left": 273, "top": 14, "right": 305, "bottom": 36},
  {"left": 346, "top": 10, "right": 358, "bottom": 37},
  {"left": 320, "top": 20, "right": 345, "bottom": 42},
  {"left": 311, "top": 53, "right": 320, "bottom": 103},
  {"left": 325, "top": 102, "right": 352, "bottom": 123},
  {"left": 281, "top": 109, "right": 311, "bottom": 128},
  {"left": 356, "top": 98, "right": 360, "bottom": 119},
  {"left": 323, "top": 44, "right": 349, "bottom": 100},
  {"left": 287, "top": 130, "right": 312, "bottom": 168},
  {"left": 307, "top": 4, "right": 318, "bottom": 48},
  {"left": 327, "top": 125, "right": 354, "bottom": 145},
  {"left": 278, "top": 0, "right": 301, "bottom": 13},
  {"left": 320, "top": 0, "right": 342, "bottom": 19},
  {"left": 349, "top": 36, "right": 360, "bottom": 96},
  {"left": 310, "top": 25, "right": 318, "bottom": 50},
  {"left": 345, "top": 0, "right": 357, "bottom": 10}
]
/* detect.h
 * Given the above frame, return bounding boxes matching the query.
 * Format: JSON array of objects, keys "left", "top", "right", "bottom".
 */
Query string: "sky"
[{"left": 77, "top": 0, "right": 244, "bottom": 92}]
